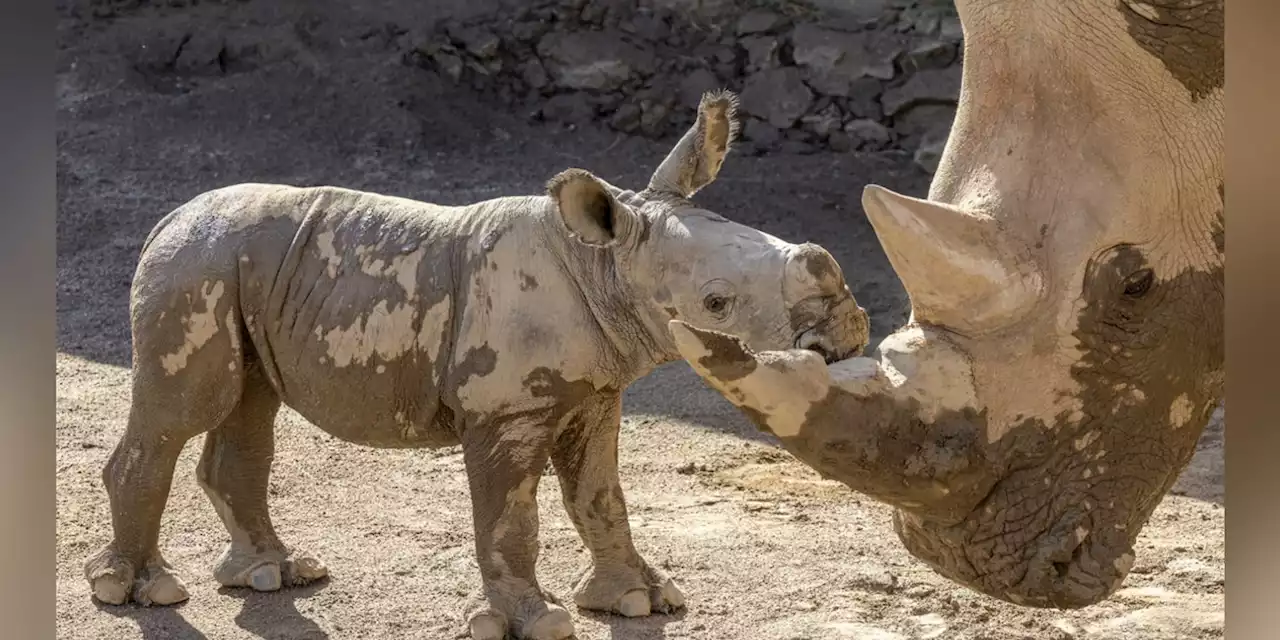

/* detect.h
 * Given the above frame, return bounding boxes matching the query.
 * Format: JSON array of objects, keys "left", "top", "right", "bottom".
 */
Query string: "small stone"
[
  {"left": 610, "top": 103, "right": 642, "bottom": 132},
  {"left": 537, "top": 30, "right": 656, "bottom": 91},
  {"left": 512, "top": 21, "right": 549, "bottom": 43},
  {"left": 744, "top": 119, "right": 782, "bottom": 146},
  {"left": 739, "top": 36, "right": 779, "bottom": 71},
  {"left": 452, "top": 26, "right": 500, "bottom": 59},
  {"left": 736, "top": 9, "right": 787, "bottom": 35},
  {"left": 848, "top": 567, "right": 898, "bottom": 594},
  {"left": 892, "top": 103, "right": 956, "bottom": 147},
  {"left": 827, "top": 132, "right": 853, "bottom": 152},
  {"left": 844, "top": 118, "right": 893, "bottom": 150},
  {"left": 881, "top": 67, "right": 962, "bottom": 116},
  {"left": 940, "top": 16, "right": 964, "bottom": 42},
  {"left": 679, "top": 68, "right": 721, "bottom": 108},
  {"left": 800, "top": 104, "right": 843, "bottom": 138},
  {"left": 792, "top": 600, "right": 818, "bottom": 611},
  {"left": 740, "top": 67, "right": 813, "bottom": 129},
  {"left": 914, "top": 133, "right": 948, "bottom": 174},
  {"left": 541, "top": 93, "right": 596, "bottom": 124},
  {"left": 520, "top": 60, "right": 550, "bottom": 90},
  {"left": 781, "top": 140, "right": 818, "bottom": 155},
  {"left": 174, "top": 31, "right": 227, "bottom": 73},
  {"left": 904, "top": 584, "right": 936, "bottom": 598},
  {"left": 433, "top": 52, "right": 464, "bottom": 81},
  {"left": 640, "top": 102, "right": 670, "bottom": 137},
  {"left": 903, "top": 40, "right": 957, "bottom": 72}
]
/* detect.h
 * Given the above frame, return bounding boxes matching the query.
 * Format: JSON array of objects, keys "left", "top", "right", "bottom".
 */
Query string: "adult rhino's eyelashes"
[{"left": 1122, "top": 268, "right": 1155, "bottom": 298}]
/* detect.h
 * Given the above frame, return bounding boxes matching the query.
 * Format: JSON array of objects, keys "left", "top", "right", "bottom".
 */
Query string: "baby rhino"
[{"left": 84, "top": 91, "right": 869, "bottom": 640}]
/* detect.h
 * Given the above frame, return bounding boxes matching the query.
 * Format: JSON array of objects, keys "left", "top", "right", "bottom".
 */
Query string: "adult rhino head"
[{"left": 668, "top": 0, "right": 1223, "bottom": 610}]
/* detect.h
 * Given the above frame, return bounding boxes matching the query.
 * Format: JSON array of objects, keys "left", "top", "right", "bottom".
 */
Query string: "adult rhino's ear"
[
  {"left": 647, "top": 89, "right": 740, "bottom": 199},
  {"left": 547, "top": 168, "right": 637, "bottom": 247}
]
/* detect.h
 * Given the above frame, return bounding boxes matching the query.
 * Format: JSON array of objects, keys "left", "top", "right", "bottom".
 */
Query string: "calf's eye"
[
  {"left": 704, "top": 294, "right": 729, "bottom": 313},
  {"left": 1122, "top": 268, "right": 1155, "bottom": 298}
]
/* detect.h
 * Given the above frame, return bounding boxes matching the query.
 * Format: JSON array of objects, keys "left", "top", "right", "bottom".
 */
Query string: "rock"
[
  {"left": 537, "top": 31, "right": 656, "bottom": 91},
  {"left": 174, "top": 31, "right": 227, "bottom": 73},
  {"left": 914, "top": 132, "right": 948, "bottom": 174},
  {"left": 632, "top": 14, "right": 670, "bottom": 42},
  {"left": 791, "top": 25, "right": 904, "bottom": 95},
  {"left": 827, "top": 131, "right": 853, "bottom": 152},
  {"left": 609, "top": 103, "right": 642, "bottom": 132},
  {"left": 511, "top": 20, "right": 549, "bottom": 44},
  {"left": 843, "top": 77, "right": 885, "bottom": 119},
  {"left": 740, "top": 67, "right": 813, "bottom": 129},
  {"left": 847, "top": 567, "right": 898, "bottom": 594},
  {"left": 800, "top": 104, "right": 843, "bottom": 138},
  {"left": 891, "top": 103, "right": 955, "bottom": 147},
  {"left": 433, "top": 51, "right": 464, "bottom": 82},
  {"left": 450, "top": 26, "right": 500, "bottom": 59},
  {"left": 903, "top": 40, "right": 957, "bottom": 72},
  {"left": 781, "top": 139, "right": 819, "bottom": 154},
  {"left": 679, "top": 67, "right": 721, "bottom": 108},
  {"left": 736, "top": 8, "right": 787, "bottom": 35},
  {"left": 520, "top": 59, "right": 550, "bottom": 90},
  {"left": 844, "top": 118, "right": 892, "bottom": 150},
  {"left": 792, "top": 600, "right": 818, "bottom": 611},
  {"left": 819, "top": 622, "right": 905, "bottom": 640},
  {"left": 743, "top": 118, "right": 782, "bottom": 147},
  {"left": 541, "top": 93, "right": 596, "bottom": 124},
  {"left": 739, "top": 36, "right": 779, "bottom": 71},
  {"left": 881, "top": 67, "right": 962, "bottom": 116},
  {"left": 640, "top": 102, "right": 670, "bottom": 137},
  {"left": 940, "top": 15, "right": 964, "bottom": 42}
]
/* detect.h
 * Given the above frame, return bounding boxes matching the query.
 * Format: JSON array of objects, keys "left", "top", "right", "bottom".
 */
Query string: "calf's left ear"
[
  {"left": 547, "top": 168, "right": 639, "bottom": 247},
  {"left": 647, "top": 89, "right": 740, "bottom": 198}
]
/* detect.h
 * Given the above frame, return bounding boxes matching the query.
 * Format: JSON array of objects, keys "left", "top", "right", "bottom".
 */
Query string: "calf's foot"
[
  {"left": 85, "top": 546, "right": 189, "bottom": 606},
  {"left": 213, "top": 545, "right": 328, "bottom": 592},
  {"left": 572, "top": 561, "right": 686, "bottom": 617},
  {"left": 468, "top": 598, "right": 575, "bottom": 640}
]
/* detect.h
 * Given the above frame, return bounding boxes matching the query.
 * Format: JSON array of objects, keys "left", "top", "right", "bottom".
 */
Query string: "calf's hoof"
[
  {"left": 573, "top": 565, "right": 687, "bottom": 617},
  {"left": 469, "top": 604, "right": 575, "bottom": 640},
  {"left": 214, "top": 547, "right": 328, "bottom": 592},
  {"left": 85, "top": 547, "right": 189, "bottom": 606}
]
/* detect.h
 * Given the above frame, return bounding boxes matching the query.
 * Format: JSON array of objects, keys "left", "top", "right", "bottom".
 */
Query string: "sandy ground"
[{"left": 55, "top": 2, "right": 1224, "bottom": 638}]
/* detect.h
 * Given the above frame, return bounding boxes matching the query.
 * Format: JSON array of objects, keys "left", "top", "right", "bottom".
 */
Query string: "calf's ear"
[
  {"left": 547, "top": 168, "right": 638, "bottom": 247},
  {"left": 647, "top": 89, "right": 740, "bottom": 198}
]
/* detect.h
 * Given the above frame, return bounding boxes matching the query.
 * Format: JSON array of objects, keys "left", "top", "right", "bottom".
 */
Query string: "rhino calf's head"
[{"left": 544, "top": 90, "right": 870, "bottom": 367}]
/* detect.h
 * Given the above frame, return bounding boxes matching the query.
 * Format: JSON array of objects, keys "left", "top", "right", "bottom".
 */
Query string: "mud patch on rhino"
[
  {"left": 694, "top": 331, "right": 757, "bottom": 382},
  {"left": 1118, "top": 0, "right": 1223, "bottom": 102}
]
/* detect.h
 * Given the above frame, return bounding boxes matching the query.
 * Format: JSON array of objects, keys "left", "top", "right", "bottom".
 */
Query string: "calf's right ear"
[{"left": 547, "top": 168, "right": 639, "bottom": 247}]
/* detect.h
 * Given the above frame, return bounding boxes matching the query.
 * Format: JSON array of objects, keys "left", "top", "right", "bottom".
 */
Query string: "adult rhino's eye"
[
  {"left": 1122, "top": 268, "right": 1155, "bottom": 297},
  {"left": 703, "top": 294, "right": 729, "bottom": 313}
]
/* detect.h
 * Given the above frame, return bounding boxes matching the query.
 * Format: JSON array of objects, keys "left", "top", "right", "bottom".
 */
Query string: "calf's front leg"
[
  {"left": 550, "top": 392, "right": 686, "bottom": 617},
  {"left": 462, "top": 415, "right": 574, "bottom": 640}
]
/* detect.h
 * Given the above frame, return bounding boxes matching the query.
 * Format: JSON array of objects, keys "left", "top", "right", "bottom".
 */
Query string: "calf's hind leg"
[
  {"left": 84, "top": 279, "right": 243, "bottom": 606},
  {"left": 196, "top": 361, "right": 328, "bottom": 592}
]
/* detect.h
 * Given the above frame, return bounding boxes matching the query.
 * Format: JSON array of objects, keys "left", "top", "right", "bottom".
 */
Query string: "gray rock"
[
  {"left": 845, "top": 118, "right": 893, "bottom": 150},
  {"left": 739, "top": 36, "right": 780, "bottom": 71},
  {"left": 881, "top": 67, "right": 961, "bottom": 116},
  {"left": 679, "top": 68, "right": 721, "bottom": 108},
  {"left": 827, "top": 131, "right": 853, "bottom": 152},
  {"left": 736, "top": 9, "right": 787, "bottom": 35},
  {"left": 791, "top": 25, "right": 904, "bottom": 94},
  {"left": 891, "top": 103, "right": 955, "bottom": 146},
  {"left": 740, "top": 67, "right": 814, "bottom": 129},
  {"left": 800, "top": 104, "right": 843, "bottom": 138},
  {"left": 940, "top": 15, "right": 964, "bottom": 42},
  {"left": 640, "top": 102, "right": 671, "bottom": 137},
  {"left": 537, "top": 31, "right": 656, "bottom": 91},
  {"left": 174, "top": 31, "right": 226, "bottom": 73},
  {"left": 903, "top": 40, "right": 957, "bottom": 72},
  {"left": 433, "top": 51, "right": 464, "bottom": 82},
  {"left": 743, "top": 118, "right": 782, "bottom": 146},
  {"left": 843, "top": 77, "right": 885, "bottom": 119},
  {"left": 451, "top": 26, "right": 500, "bottom": 59},
  {"left": 511, "top": 21, "right": 549, "bottom": 44},
  {"left": 609, "top": 103, "right": 643, "bottom": 132},
  {"left": 541, "top": 93, "right": 596, "bottom": 124},
  {"left": 520, "top": 59, "right": 550, "bottom": 90}
]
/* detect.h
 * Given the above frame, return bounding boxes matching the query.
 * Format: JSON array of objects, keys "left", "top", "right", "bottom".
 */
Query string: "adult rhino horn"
[{"left": 861, "top": 185, "right": 1042, "bottom": 332}]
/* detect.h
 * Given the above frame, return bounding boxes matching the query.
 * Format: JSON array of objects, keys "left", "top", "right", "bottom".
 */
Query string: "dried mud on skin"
[{"left": 56, "top": 1, "right": 1222, "bottom": 638}]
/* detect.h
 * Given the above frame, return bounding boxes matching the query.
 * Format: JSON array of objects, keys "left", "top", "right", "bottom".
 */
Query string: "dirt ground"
[{"left": 55, "top": 2, "right": 1224, "bottom": 639}]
